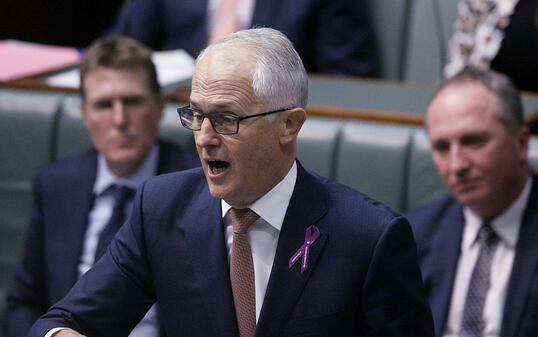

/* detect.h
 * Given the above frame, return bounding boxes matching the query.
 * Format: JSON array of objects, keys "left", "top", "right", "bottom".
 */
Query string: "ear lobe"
[{"left": 280, "top": 108, "right": 306, "bottom": 145}]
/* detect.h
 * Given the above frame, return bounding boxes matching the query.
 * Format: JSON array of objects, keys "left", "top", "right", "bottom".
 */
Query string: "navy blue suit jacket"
[
  {"left": 29, "top": 162, "right": 433, "bottom": 336},
  {"left": 406, "top": 174, "right": 538, "bottom": 337},
  {"left": 108, "top": 0, "right": 378, "bottom": 77},
  {"left": 4, "top": 141, "right": 199, "bottom": 337}
]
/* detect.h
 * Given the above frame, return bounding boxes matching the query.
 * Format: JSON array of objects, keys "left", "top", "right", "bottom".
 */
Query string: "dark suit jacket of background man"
[
  {"left": 406, "top": 173, "right": 538, "bottom": 337},
  {"left": 108, "top": 0, "right": 378, "bottom": 77},
  {"left": 30, "top": 161, "right": 434, "bottom": 336},
  {"left": 4, "top": 141, "right": 199, "bottom": 336}
]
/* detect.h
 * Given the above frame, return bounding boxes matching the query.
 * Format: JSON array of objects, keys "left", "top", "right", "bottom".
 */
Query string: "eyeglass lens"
[{"left": 181, "top": 108, "right": 239, "bottom": 134}]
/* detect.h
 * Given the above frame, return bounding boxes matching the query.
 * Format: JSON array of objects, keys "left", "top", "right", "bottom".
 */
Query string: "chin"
[
  {"left": 207, "top": 183, "right": 228, "bottom": 201},
  {"left": 456, "top": 190, "right": 489, "bottom": 208}
]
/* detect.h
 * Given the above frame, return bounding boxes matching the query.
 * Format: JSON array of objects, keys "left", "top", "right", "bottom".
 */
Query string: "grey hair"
[
  {"left": 196, "top": 28, "right": 308, "bottom": 111},
  {"left": 435, "top": 67, "right": 523, "bottom": 133}
]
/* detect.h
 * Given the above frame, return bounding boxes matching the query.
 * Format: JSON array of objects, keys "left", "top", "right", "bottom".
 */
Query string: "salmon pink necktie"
[
  {"left": 230, "top": 208, "right": 259, "bottom": 337},
  {"left": 208, "top": 0, "right": 240, "bottom": 44}
]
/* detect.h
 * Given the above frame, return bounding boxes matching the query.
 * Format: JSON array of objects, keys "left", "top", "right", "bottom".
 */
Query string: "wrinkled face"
[
  {"left": 82, "top": 67, "right": 163, "bottom": 177},
  {"left": 427, "top": 82, "right": 528, "bottom": 218},
  {"left": 191, "top": 51, "right": 286, "bottom": 208}
]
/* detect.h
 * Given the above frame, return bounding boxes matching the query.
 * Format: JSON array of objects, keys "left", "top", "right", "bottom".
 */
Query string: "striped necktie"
[{"left": 460, "top": 222, "right": 499, "bottom": 337}]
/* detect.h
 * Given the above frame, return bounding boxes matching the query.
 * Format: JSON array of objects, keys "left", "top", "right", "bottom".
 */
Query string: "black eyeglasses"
[{"left": 176, "top": 105, "right": 291, "bottom": 135}]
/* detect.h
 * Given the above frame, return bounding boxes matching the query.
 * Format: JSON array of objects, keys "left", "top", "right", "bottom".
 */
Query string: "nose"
[
  {"left": 112, "top": 100, "right": 127, "bottom": 127},
  {"left": 195, "top": 118, "right": 220, "bottom": 148},
  {"left": 448, "top": 145, "right": 470, "bottom": 176}
]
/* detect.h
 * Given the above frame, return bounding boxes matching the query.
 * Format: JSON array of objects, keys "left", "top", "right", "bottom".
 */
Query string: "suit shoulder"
[
  {"left": 405, "top": 195, "right": 457, "bottom": 226},
  {"left": 34, "top": 150, "right": 96, "bottom": 186},
  {"left": 404, "top": 195, "right": 459, "bottom": 243},
  {"left": 158, "top": 140, "right": 200, "bottom": 170},
  {"left": 141, "top": 167, "right": 206, "bottom": 202},
  {"left": 311, "top": 171, "right": 405, "bottom": 234},
  {"left": 323, "top": 175, "right": 402, "bottom": 221}
]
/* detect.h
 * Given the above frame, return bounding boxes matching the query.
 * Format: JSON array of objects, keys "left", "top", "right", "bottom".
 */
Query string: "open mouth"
[{"left": 208, "top": 160, "right": 230, "bottom": 174}]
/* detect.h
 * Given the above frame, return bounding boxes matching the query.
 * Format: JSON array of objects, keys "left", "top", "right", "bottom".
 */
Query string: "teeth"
[{"left": 212, "top": 166, "right": 226, "bottom": 173}]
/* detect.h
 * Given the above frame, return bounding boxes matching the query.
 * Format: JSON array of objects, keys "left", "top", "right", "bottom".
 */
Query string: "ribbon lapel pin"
[{"left": 289, "top": 225, "right": 320, "bottom": 273}]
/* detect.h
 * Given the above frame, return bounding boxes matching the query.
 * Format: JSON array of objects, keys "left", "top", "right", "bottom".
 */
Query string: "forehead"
[
  {"left": 83, "top": 66, "right": 152, "bottom": 99},
  {"left": 190, "top": 50, "right": 260, "bottom": 110},
  {"left": 426, "top": 83, "right": 501, "bottom": 136}
]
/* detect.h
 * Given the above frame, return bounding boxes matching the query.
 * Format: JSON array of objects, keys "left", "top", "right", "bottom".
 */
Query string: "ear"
[
  {"left": 515, "top": 125, "right": 530, "bottom": 162},
  {"left": 279, "top": 108, "right": 306, "bottom": 145}
]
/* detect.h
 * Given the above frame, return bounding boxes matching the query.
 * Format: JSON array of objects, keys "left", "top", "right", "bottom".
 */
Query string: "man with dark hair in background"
[{"left": 4, "top": 36, "right": 199, "bottom": 337}]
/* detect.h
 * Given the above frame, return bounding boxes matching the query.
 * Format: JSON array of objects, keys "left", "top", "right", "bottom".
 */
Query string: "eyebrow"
[{"left": 189, "top": 101, "right": 240, "bottom": 112}]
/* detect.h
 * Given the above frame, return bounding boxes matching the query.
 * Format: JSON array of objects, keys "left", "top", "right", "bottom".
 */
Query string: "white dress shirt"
[
  {"left": 222, "top": 161, "right": 297, "bottom": 322},
  {"left": 442, "top": 175, "right": 532, "bottom": 337},
  {"left": 47, "top": 145, "right": 160, "bottom": 337}
]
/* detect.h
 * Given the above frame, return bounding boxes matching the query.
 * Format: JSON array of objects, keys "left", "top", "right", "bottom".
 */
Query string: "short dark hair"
[
  {"left": 434, "top": 67, "right": 524, "bottom": 133},
  {"left": 80, "top": 36, "right": 160, "bottom": 98}
]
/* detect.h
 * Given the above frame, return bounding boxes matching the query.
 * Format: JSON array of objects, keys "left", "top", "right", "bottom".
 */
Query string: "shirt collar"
[
  {"left": 463, "top": 174, "right": 532, "bottom": 250},
  {"left": 221, "top": 161, "right": 297, "bottom": 232},
  {"left": 93, "top": 144, "right": 159, "bottom": 196}
]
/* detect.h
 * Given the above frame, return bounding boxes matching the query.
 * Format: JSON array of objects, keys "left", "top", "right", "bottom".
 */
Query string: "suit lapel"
[
  {"left": 501, "top": 176, "right": 538, "bottom": 337},
  {"left": 256, "top": 163, "right": 328, "bottom": 337},
  {"left": 184, "top": 188, "right": 238, "bottom": 337},
  {"left": 428, "top": 202, "right": 464, "bottom": 337},
  {"left": 64, "top": 151, "right": 97, "bottom": 287}
]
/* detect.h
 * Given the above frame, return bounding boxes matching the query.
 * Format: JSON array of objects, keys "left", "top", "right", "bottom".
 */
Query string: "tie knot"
[
  {"left": 477, "top": 222, "right": 499, "bottom": 246},
  {"left": 230, "top": 208, "right": 259, "bottom": 233},
  {"left": 113, "top": 185, "right": 135, "bottom": 204}
]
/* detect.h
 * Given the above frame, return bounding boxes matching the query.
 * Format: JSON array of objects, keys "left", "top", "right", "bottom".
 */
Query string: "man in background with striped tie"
[{"left": 406, "top": 67, "right": 537, "bottom": 337}]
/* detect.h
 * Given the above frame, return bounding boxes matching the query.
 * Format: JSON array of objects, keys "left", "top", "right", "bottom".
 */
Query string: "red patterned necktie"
[{"left": 230, "top": 208, "right": 259, "bottom": 337}]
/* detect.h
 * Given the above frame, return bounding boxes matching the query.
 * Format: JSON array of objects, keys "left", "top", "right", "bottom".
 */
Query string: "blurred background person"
[
  {"left": 3, "top": 36, "right": 199, "bottom": 337},
  {"left": 407, "top": 67, "right": 536, "bottom": 337},
  {"left": 444, "top": 0, "right": 537, "bottom": 91},
  {"left": 107, "top": 0, "right": 379, "bottom": 77}
]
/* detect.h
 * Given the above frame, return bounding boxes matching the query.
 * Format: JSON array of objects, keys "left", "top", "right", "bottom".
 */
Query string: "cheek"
[
  {"left": 231, "top": 141, "right": 268, "bottom": 178},
  {"left": 132, "top": 114, "right": 159, "bottom": 135},
  {"left": 87, "top": 119, "right": 109, "bottom": 139},
  {"left": 433, "top": 156, "right": 449, "bottom": 178},
  {"left": 473, "top": 146, "right": 506, "bottom": 173}
]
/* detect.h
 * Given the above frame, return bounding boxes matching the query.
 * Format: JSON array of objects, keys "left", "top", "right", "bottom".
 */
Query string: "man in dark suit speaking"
[
  {"left": 4, "top": 36, "right": 199, "bottom": 337},
  {"left": 406, "top": 68, "right": 537, "bottom": 337},
  {"left": 30, "top": 28, "right": 433, "bottom": 337}
]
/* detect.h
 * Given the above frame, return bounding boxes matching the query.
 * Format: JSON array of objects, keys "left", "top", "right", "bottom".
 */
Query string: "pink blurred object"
[{"left": 0, "top": 40, "right": 81, "bottom": 81}]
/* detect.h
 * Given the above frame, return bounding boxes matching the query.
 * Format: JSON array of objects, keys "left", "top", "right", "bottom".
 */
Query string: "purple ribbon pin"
[{"left": 289, "top": 225, "right": 320, "bottom": 273}]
